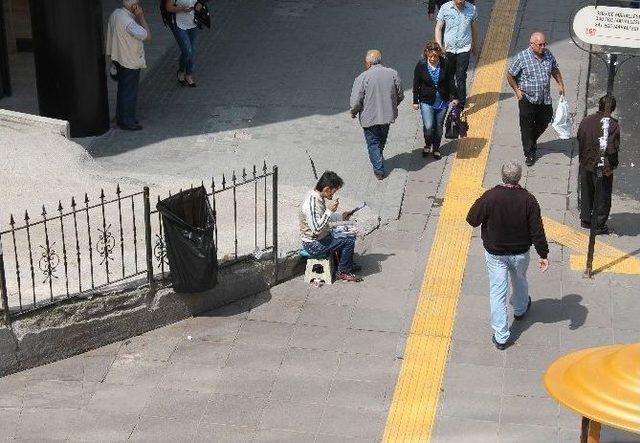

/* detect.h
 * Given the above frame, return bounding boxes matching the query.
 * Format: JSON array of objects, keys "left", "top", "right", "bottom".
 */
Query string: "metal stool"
[{"left": 300, "top": 250, "right": 334, "bottom": 285}]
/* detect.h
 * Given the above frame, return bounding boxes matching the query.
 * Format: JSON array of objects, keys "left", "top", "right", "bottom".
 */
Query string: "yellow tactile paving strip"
[
  {"left": 543, "top": 217, "right": 640, "bottom": 275},
  {"left": 382, "top": 0, "right": 521, "bottom": 441}
]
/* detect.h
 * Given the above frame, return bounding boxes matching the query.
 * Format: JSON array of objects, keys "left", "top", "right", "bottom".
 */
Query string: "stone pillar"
[
  {"left": 0, "top": 0, "right": 11, "bottom": 97},
  {"left": 29, "top": 0, "right": 109, "bottom": 136}
]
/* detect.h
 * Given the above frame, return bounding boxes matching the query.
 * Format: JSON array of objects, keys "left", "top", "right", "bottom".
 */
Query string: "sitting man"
[{"left": 299, "top": 171, "right": 362, "bottom": 282}]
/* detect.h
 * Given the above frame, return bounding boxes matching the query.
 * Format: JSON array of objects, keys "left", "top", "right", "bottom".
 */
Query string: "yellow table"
[{"left": 544, "top": 343, "right": 640, "bottom": 442}]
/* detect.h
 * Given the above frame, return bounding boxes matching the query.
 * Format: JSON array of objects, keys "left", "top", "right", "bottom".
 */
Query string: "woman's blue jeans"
[
  {"left": 420, "top": 102, "right": 447, "bottom": 149},
  {"left": 171, "top": 26, "right": 197, "bottom": 75}
]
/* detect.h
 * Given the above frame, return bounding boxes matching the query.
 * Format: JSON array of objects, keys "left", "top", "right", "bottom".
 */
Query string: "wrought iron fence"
[{"left": 0, "top": 163, "right": 278, "bottom": 324}]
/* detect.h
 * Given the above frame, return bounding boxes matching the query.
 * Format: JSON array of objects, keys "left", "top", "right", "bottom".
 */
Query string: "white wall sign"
[{"left": 572, "top": 5, "right": 640, "bottom": 50}]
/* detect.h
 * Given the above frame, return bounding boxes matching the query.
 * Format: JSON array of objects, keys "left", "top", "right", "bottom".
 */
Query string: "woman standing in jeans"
[
  {"left": 165, "top": 0, "right": 201, "bottom": 87},
  {"left": 412, "top": 41, "right": 459, "bottom": 158}
]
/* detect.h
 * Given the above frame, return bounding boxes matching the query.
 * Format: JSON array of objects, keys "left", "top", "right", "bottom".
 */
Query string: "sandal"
[{"left": 432, "top": 150, "right": 442, "bottom": 159}]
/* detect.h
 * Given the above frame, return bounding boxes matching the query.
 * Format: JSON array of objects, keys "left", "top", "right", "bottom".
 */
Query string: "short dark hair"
[
  {"left": 598, "top": 95, "right": 616, "bottom": 113},
  {"left": 315, "top": 171, "right": 344, "bottom": 192}
]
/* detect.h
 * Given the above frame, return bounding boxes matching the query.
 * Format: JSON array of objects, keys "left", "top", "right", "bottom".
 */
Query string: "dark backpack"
[{"left": 159, "top": 0, "right": 176, "bottom": 27}]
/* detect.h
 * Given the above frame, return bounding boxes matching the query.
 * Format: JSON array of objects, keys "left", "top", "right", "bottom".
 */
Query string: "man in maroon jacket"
[
  {"left": 466, "top": 161, "right": 549, "bottom": 349},
  {"left": 577, "top": 95, "right": 620, "bottom": 235}
]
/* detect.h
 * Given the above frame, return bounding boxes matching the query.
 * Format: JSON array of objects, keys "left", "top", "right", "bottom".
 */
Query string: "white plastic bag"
[{"left": 552, "top": 95, "right": 572, "bottom": 139}]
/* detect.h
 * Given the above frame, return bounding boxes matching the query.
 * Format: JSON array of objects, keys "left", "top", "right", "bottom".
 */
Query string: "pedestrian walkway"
[{"left": 1, "top": 0, "right": 640, "bottom": 442}]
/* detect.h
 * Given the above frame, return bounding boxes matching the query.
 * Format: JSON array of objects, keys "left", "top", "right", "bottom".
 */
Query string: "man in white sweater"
[
  {"left": 106, "top": 0, "right": 151, "bottom": 130},
  {"left": 299, "top": 171, "right": 362, "bottom": 282}
]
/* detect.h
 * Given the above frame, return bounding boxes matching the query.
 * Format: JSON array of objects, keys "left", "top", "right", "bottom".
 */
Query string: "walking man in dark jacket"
[
  {"left": 577, "top": 95, "right": 620, "bottom": 235},
  {"left": 466, "top": 161, "right": 549, "bottom": 349}
]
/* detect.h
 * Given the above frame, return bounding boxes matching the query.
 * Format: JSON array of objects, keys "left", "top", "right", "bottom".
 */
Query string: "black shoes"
[
  {"left": 580, "top": 221, "right": 610, "bottom": 235},
  {"left": 118, "top": 123, "right": 143, "bottom": 131},
  {"left": 492, "top": 335, "right": 507, "bottom": 350},
  {"left": 514, "top": 297, "right": 532, "bottom": 320},
  {"left": 525, "top": 155, "right": 535, "bottom": 167}
]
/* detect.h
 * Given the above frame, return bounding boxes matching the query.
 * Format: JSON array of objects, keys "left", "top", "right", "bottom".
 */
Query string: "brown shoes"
[{"left": 336, "top": 272, "right": 362, "bottom": 282}]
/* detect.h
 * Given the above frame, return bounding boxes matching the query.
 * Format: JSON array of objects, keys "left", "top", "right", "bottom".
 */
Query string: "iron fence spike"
[
  {"left": 84, "top": 193, "right": 89, "bottom": 204},
  {"left": 9, "top": 214, "right": 15, "bottom": 225},
  {"left": 100, "top": 189, "right": 105, "bottom": 200},
  {"left": 71, "top": 196, "right": 76, "bottom": 208},
  {"left": 41, "top": 205, "right": 47, "bottom": 217},
  {"left": 242, "top": 168, "right": 247, "bottom": 181},
  {"left": 58, "top": 201, "right": 63, "bottom": 212},
  {"left": 263, "top": 160, "right": 267, "bottom": 172},
  {"left": 116, "top": 184, "right": 121, "bottom": 195},
  {"left": 24, "top": 210, "right": 29, "bottom": 222},
  {"left": 232, "top": 171, "right": 237, "bottom": 183}
]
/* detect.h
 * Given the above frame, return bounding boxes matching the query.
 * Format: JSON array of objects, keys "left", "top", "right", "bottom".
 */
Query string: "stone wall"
[{"left": 0, "top": 253, "right": 305, "bottom": 377}]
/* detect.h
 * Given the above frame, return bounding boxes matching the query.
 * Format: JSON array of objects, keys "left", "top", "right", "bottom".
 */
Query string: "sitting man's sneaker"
[
  {"left": 514, "top": 296, "right": 532, "bottom": 320},
  {"left": 492, "top": 335, "right": 507, "bottom": 350},
  {"left": 525, "top": 155, "right": 535, "bottom": 167},
  {"left": 336, "top": 272, "right": 362, "bottom": 282}
]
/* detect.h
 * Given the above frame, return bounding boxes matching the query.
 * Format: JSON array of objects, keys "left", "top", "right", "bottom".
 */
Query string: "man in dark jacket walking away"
[
  {"left": 466, "top": 161, "right": 549, "bottom": 350},
  {"left": 577, "top": 95, "right": 620, "bottom": 235}
]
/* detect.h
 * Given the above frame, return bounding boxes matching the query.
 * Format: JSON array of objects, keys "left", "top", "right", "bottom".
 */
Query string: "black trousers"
[
  {"left": 579, "top": 167, "right": 613, "bottom": 228},
  {"left": 518, "top": 98, "right": 553, "bottom": 157},
  {"left": 445, "top": 51, "right": 470, "bottom": 105}
]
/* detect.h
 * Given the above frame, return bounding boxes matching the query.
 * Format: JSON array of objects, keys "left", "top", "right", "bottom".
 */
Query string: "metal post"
[
  {"left": 272, "top": 166, "right": 278, "bottom": 284},
  {"left": 143, "top": 187, "right": 155, "bottom": 290},
  {"left": 585, "top": 53, "right": 616, "bottom": 277},
  {"left": 0, "top": 233, "right": 11, "bottom": 325}
]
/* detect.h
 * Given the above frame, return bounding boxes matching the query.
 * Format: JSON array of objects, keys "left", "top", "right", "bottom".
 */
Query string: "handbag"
[{"left": 445, "top": 110, "right": 459, "bottom": 139}]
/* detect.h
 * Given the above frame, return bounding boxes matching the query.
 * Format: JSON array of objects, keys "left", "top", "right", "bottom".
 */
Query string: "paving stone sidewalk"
[
  {"left": 2, "top": 0, "right": 640, "bottom": 442},
  {"left": 431, "top": 0, "right": 640, "bottom": 441}
]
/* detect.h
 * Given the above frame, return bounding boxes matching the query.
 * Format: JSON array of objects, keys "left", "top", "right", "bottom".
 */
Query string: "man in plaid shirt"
[{"left": 506, "top": 32, "right": 565, "bottom": 166}]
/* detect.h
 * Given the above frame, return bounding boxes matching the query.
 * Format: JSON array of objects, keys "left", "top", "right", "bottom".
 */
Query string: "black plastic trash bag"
[{"left": 156, "top": 187, "right": 218, "bottom": 292}]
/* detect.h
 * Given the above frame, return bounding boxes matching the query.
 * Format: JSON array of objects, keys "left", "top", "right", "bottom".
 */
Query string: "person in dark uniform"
[{"left": 577, "top": 95, "right": 620, "bottom": 235}]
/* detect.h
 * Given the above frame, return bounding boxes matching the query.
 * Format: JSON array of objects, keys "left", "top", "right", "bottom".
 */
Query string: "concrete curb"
[
  {"left": 0, "top": 252, "right": 306, "bottom": 377},
  {"left": 0, "top": 108, "right": 70, "bottom": 138}
]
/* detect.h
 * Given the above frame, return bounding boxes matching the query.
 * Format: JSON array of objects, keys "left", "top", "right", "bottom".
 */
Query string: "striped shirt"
[
  {"left": 508, "top": 47, "right": 558, "bottom": 105},
  {"left": 299, "top": 190, "right": 342, "bottom": 243}
]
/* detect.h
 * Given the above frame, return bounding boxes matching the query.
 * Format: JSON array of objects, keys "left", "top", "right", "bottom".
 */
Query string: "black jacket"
[
  {"left": 466, "top": 185, "right": 549, "bottom": 259},
  {"left": 412, "top": 58, "right": 457, "bottom": 106},
  {"left": 577, "top": 111, "right": 620, "bottom": 176}
]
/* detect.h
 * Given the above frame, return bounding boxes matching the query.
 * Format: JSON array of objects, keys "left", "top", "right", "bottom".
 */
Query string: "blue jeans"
[
  {"left": 171, "top": 26, "right": 197, "bottom": 75},
  {"left": 363, "top": 124, "right": 390, "bottom": 176},
  {"left": 420, "top": 103, "right": 447, "bottom": 149},
  {"left": 484, "top": 250, "right": 530, "bottom": 344},
  {"left": 114, "top": 62, "right": 141, "bottom": 127},
  {"left": 303, "top": 233, "right": 355, "bottom": 274}
]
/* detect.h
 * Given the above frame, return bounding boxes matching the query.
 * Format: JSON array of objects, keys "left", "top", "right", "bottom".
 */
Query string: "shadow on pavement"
[
  {"left": 609, "top": 213, "right": 640, "bottom": 237},
  {"left": 356, "top": 252, "right": 397, "bottom": 277},
  {"left": 509, "top": 294, "right": 588, "bottom": 344},
  {"left": 464, "top": 92, "right": 512, "bottom": 116},
  {"left": 536, "top": 138, "right": 576, "bottom": 161}
]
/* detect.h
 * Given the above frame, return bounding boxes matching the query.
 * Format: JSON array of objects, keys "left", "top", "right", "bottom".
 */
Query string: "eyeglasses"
[{"left": 530, "top": 42, "right": 548, "bottom": 47}]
